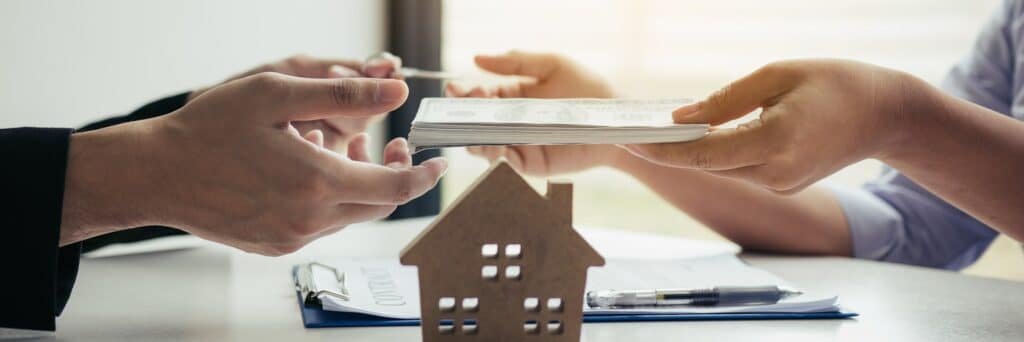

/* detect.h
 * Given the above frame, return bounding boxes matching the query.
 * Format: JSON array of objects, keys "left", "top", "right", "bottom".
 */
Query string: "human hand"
[
  {"left": 62, "top": 73, "right": 446, "bottom": 255},
  {"left": 446, "top": 50, "right": 615, "bottom": 99},
  {"left": 622, "top": 59, "right": 918, "bottom": 193},
  {"left": 188, "top": 53, "right": 403, "bottom": 152},
  {"left": 448, "top": 51, "right": 625, "bottom": 176}
]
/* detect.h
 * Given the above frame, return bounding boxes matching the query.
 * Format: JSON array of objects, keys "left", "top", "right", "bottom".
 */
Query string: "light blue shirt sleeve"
[{"left": 830, "top": 0, "right": 1020, "bottom": 270}]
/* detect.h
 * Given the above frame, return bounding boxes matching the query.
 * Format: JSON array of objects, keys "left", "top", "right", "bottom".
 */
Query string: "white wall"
[{"left": 0, "top": 0, "right": 385, "bottom": 128}]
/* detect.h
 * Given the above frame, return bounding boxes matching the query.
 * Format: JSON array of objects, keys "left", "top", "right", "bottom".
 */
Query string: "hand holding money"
[
  {"left": 446, "top": 51, "right": 615, "bottom": 99},
  {"left": 442, "top": 51, "right": 706, "bottom": 176}
]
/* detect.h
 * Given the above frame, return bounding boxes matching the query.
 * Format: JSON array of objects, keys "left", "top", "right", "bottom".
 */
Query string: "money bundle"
[{"left": 408, "top": 98, "right": 709, "bottom": 152}]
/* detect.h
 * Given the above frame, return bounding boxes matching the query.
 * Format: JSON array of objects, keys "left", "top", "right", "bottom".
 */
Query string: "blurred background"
[{"left": 0, "top": 0, "right": 1018, "bottom": 280}]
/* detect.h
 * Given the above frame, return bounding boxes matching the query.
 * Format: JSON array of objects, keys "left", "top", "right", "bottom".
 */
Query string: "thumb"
[
  {"left": 674, "top": 64, "right": 798, "bottom": 125},
  {"left": 254, "top": 74, "right": 408, "bottom": 123},
  {"left": 474, "top": 50, "right": 559, "bottom": 80}
]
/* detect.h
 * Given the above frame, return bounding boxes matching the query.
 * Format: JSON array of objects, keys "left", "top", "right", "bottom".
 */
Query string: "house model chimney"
[{"left": 546, "top": 181, "right": 572, "bottom": 220}]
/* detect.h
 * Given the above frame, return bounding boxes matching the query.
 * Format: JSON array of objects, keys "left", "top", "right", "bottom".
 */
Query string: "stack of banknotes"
[{"left": 408, "top": 98, "right": 709, "bottom": 152}]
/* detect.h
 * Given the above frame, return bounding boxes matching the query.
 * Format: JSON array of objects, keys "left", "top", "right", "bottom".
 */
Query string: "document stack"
[{"left": 408, "top": 98, "right": 709, "bottom": 152}]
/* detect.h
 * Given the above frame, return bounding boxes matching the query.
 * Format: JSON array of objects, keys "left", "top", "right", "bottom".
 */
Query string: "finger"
[
  {"left": 347, "top": 133, "right": 371, "bottom": 162},
  {"left": 331, "top": 157, "right": 447, "bottom": 205},
  {"left": 256, "top": 74, "right": 408, "bottom": 122},
  {"left": 466, "top": 146, "right": 485, "bottom": 156},
  {"left": 303, "top": 129, "right": 325, "bottom": 148},
  {"left": 474, "top": 146, "right": 505, "bottom": 162},
  {"left": 674, "top": 64, "right": 798, "bottom": 125},
  {"left": 363, "top": 51, "right": 403, "bottom": 79},
  {"left": 383, "top": 138, "right": 412, "bottom": 168},
  {"left": 503, "top": 146, "right": 527, "bottom": 170},
  {"left": 445, "top": 82, "right": 468, "bottom": 97},
  {"left": 328, "top": 65, "right": 361, "bottom": 78},
  {"left": 291, "top": 120, "right": 317, "bottom": 135},
  {"left": 619, "top": 124, "right": 772, "bottom": 170},
  {"left": 467, "top": 86, "right": 489, "bottom": 98},
  {"left": 466, "top": 146, "right": 507, "bottom": 164},
  {"left": 474, "top": 51, "right": 558, "bottom": 79},
  {"left": 495, "top": 83, "right": 523, "bottom": 98},
  {"left": 281, "top": 54, "right": 365, "bottom": 78}
]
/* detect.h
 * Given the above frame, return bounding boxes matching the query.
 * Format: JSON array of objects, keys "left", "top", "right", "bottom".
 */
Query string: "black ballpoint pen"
[{"left": 586, "top": 286, "right": 803, "bottom": 308}]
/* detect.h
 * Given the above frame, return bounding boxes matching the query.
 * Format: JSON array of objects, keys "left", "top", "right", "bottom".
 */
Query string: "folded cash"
[{"left": 408, "top": 98, "right": 709, "bottom": 152}]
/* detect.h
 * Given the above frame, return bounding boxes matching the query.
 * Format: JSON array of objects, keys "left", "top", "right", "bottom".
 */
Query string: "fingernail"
[
  {"left": 363, "top": 65, "right": 386, "bottom": 78},
  {"left": 447, "top": 82, "right": 464, "bottom": 95},
  {"left": 375, "top": 80, "right": 408, "bottom": 103},
  {"left": 672, "top": 102, "right": 702, "bottom": 121},
  {"left": 328, "top": 65, "right": 345, "bottom": 77}
]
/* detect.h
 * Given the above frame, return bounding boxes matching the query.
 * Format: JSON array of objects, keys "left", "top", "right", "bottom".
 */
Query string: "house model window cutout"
[{"left": 401, "top": 160, "right": 605, "bottom": 342}]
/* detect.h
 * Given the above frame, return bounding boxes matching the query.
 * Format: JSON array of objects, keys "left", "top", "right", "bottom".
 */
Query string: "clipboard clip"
[{"left": 293, "top": 261, "right": 349, "bottom": 306}]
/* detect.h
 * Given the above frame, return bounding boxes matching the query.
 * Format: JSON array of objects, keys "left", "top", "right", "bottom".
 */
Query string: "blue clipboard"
[
  {"left": 292, "top": 263, "right": 857, "bottom": 328},
  {"left": 295, "top": 292, "right": 857, "bottom": 328}
]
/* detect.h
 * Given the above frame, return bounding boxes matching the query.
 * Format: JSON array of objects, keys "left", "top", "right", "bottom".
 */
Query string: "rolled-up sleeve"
[{"left": 826, "top": 173, "right": 999, "bottom": 270}]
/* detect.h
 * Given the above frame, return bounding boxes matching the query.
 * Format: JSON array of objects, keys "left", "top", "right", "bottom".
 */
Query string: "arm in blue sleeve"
[
  {"left": 941, "top": 0, "right": 1016, "bottom": 114},
  {"left": 825, "top": 0, "right": 1018, "bottom": 270},
  {"left": 826, "top": 170, "right": 999, "bottom": 270}
]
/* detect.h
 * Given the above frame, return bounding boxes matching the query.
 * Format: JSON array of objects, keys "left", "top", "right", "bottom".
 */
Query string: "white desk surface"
[{"left": 53, "top": 218, "right": 1024, "bottom": 341}]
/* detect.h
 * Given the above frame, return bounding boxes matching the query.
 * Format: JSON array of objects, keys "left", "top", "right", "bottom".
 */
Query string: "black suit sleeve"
[
  {"left": 0, "top": 93, "right": 189, "bottom": 330},
  {"left": 0, "top": 128, "right": 81, "bottom": 331},
  {"left": 78, "top": 92, "right": 192, "bottom": 253}
]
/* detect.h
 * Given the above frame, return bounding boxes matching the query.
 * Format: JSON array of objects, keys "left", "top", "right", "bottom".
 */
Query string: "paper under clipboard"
[{"left": 292, "top": 255, "right": 857, "bottom": 328}]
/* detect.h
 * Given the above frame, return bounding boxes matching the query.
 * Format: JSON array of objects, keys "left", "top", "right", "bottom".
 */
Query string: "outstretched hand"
[
  {"left": 622, "top": 59, "right": 916, "bottom": 193},
  {"left": 62, "top": 73, "right": 446, "bottom": 255}
]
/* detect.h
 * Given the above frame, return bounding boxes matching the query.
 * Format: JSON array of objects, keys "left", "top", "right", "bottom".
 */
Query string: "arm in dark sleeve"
[
  {"left": 0, "top": 128, "right": 81, "bottom": 331},
  {"left": 77, "top": 92, "right": 192, "bottom": 252}
]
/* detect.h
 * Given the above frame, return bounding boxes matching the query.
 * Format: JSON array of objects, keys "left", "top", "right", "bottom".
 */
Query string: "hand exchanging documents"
[
  {"left": 448, "top": 51, "right": 633, "bottom": 176},
  {"left": 622, "top": 59, "right": 920, "bottom": 193}
]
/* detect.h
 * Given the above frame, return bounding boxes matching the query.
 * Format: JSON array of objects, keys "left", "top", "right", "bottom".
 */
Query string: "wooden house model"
[{"left": 400, "top": 161, "right": 604, "bottom": 341}]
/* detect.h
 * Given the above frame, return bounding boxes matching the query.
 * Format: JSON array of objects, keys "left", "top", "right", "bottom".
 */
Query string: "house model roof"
[{"left": 400, "top": 160, "right": 603, "bottom": 270}]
